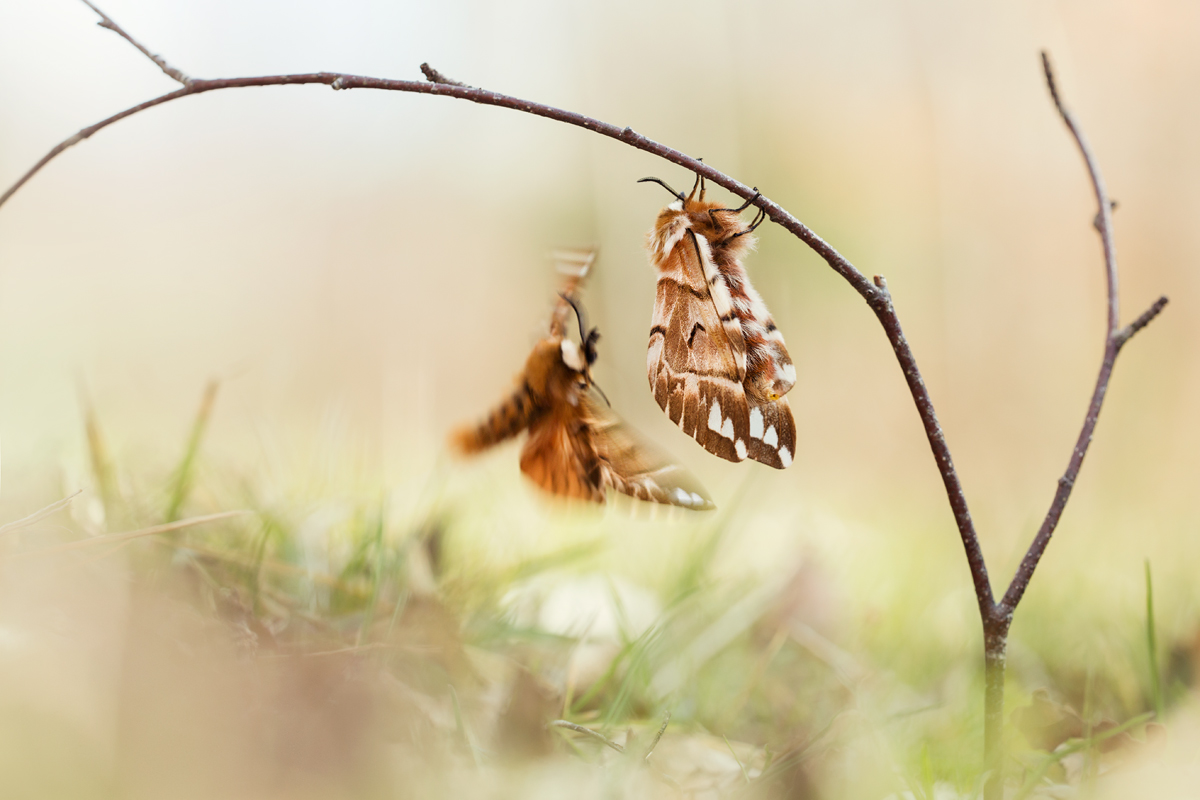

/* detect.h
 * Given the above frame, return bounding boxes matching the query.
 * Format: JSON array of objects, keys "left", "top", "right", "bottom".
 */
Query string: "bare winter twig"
[{"left": 997, "top": 54, "right": 1169, "bottom": 619}]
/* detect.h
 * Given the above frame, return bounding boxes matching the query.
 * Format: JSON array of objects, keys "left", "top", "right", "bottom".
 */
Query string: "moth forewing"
[{"left": 644, "top": 181, "right": 798, "bottom": 469}]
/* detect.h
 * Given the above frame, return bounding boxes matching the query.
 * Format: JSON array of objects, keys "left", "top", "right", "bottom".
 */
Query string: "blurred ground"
[{"left": 0, "top": 0, "right": 1197, "bottom": 797}]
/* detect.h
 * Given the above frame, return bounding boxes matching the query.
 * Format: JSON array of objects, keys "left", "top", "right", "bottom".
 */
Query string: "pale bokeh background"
[{"left": 0, "top": 0, "right": 1197, "bottom": 648}]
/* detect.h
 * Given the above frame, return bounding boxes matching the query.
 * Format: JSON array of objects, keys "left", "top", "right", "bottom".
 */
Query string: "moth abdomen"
[{"left": 451, "top": 381, "right": 539, "bottom": 455}]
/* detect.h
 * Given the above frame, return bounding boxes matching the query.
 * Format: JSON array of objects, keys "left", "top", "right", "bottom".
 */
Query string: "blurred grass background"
[{"left": 0, "top": 0, "right": 1197, "bottom": 797}]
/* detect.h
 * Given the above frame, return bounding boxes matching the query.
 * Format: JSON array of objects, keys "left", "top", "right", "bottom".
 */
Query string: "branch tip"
[
  {"left": 1120, "top": 296, "right": 1169, "bottom": 343},
  {"left": 1041, "top": 51, "right": 1062, "bottom": 112},
  {"left": 81, "top": 0, "right": 192, "bottom": 86}
]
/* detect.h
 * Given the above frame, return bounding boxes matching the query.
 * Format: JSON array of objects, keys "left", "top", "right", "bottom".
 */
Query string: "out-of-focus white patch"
[{"left": 504, "top": 573, "right": 662, "bottom": 643}]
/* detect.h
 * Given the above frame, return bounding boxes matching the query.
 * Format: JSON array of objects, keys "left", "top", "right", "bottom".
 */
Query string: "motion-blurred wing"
[
  {"left": 518, "top": 394, "right": 714, "bottom": 510},
  {"left": 583, "top": 395, "right": 714, "bottom": 510}
]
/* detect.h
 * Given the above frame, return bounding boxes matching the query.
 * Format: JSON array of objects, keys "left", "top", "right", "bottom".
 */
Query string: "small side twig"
[
  {"left": 80, "top": 0, "right": 192, "bottom": 86},
  {"left": 1119, "top": 296, "right": 1169, "bottom": 344},
  {"left": 419, "top": 62, "right": 468, "bottom": 87}
]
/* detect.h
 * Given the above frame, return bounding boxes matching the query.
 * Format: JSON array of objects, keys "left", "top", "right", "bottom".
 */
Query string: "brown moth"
[
  {"left": 452, "top": 262, "right": 714, "bottom": 510},
  {"left": 643, "top": 174, "right": 797, "bottom": 469}
]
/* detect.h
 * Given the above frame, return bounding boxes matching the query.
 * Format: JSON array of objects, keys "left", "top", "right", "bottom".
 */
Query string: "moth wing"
[
  {"left": 648, "top": 234, "right": 755, "bottom": 464},
  {"left": 691, "top": 233, "right": 748, "bottom": 382},
  {"left": 582, "top": 394, "right": 715, "bottom": 510},
  {"left": 745, "top": 395, "right": 797, "bottom": 470},
  {"left": 519, "top": 408, "right": 605, "bottom": 503}
]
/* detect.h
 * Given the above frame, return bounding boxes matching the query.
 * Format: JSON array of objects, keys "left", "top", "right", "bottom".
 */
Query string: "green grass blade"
[
  {"left": 1146, "top": 559, "right": 1164, "bottom": 719},
  {"left": 165, "top": 379, "right": 219, "bottom": 522}
]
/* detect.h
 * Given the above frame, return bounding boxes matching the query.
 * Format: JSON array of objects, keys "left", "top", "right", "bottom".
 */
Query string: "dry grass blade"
[
  {"left": 10, "top": 509, "right": 252, "bottom": 558},
  {"left": 548, "top": 720, "right": 626, "bottom": 753},
  {"left": 0, "top": 490, "right": 83, "bottom": 537}
]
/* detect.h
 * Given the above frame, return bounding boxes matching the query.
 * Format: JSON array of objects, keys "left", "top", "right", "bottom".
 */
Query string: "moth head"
[
  {"left": 558, "top": 293, "right": 610, "bottom": 406},
  {"left": 641, "top": 175, "right": 764, "bottom": 252}
]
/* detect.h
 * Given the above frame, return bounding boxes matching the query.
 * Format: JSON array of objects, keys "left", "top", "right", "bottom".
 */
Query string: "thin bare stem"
[
  {"left": 871, "top": 276, "right": 994, "bottom": 614},
  {"left": 998, "top": 54, "right": 1169, "bottom": 617},
  {"left": 1040, "top": 52, "right": 1117, "bottom": 335},
  {"left": 81, "top": 0, "right": 192, "bottom": 85}
]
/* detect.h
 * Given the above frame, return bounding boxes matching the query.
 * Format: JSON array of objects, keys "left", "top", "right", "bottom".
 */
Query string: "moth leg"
[
  {"left": 728, "top": 207, "right": 767, "bottom": 241},
  {"left": 720, "top": 188, "right": 761, "bottom": 214},
  {"left": 687, "top": 170, "right": 702, "bottom": 202}
]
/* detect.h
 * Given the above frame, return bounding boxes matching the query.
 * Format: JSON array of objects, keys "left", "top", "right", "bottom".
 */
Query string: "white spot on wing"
[
  {"left": 779, "top": 447, "right": 792, "bottom": 468},
  {"left": 763, "top": 425, "right": 778, "bottom": 448},
  {"left": 779, "top": 363, "right": 797, "bottom": 383},
  {"left": 673, "top": 488, "right": 690, "bottom": 505},
  {"left": 707, "top": 401, "right": 723, "bottom": 433},
  {"left": 735, "top": 439, "right": 747, "bottom": 459},
  {"left": 689, "top": 492, "right": 704, "bottom": 507},
  {"left": 749, "top": 408, "right": 764, "bottom": 439},
  {"left": 720, "top": 417, "right": 734, "bottom": 440}
]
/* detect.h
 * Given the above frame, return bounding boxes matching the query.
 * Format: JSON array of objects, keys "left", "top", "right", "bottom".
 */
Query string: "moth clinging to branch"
[
  {"left": 643, "top": 174, "right": 797, "bottom": 469},
  {"left": 451, "top": 252, "right": 714, "bottom": 510}
]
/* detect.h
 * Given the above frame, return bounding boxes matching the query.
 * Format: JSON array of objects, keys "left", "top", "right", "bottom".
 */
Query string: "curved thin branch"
[
  {"left": 0, "top": 1, "right": 995, "bottom": 628},
  {"left": 997, "top": 54, "right": 1169, "bottom": 617},
  {"left": 871, "top": 277, "right": 994, "bottom": 612}
]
